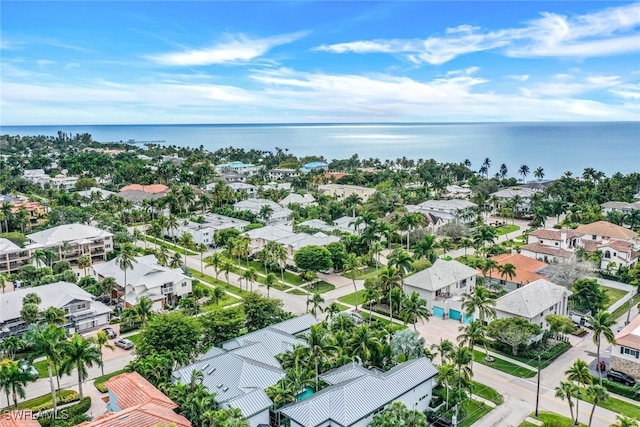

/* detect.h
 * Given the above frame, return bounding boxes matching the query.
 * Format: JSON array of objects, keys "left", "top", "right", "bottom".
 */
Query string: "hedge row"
[
  {"left": 31, "top": 392, "right": 79, "bottom": 412},
  {"left": 37, "top": 397, "right": 91, "bottom": 427},
  {"left": 599, "top": 378, "right": 640, "bottom": 401}
]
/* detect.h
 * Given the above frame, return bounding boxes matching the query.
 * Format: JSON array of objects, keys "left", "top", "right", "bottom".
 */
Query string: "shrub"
[
  {"left": 599, "top": 378, "right": 640, "bottom": 401},
  {"left": 30, "top": 391, "right": 80, "bottom": 412},
  {"left": 37, "top": 397, "right": 91, "bottom": 426}
]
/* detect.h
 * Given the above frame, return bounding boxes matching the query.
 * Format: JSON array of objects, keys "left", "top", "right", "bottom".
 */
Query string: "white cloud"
[
  {"left": 509, "top": 74, "right": 529, "bottom": 81},
  {"left": 315, "top": 2, "right": 640, "bottom": 64},
  {"left": 521, "top": 74, "right": 621, "bottom": 97},
  {"left": 149, "top": 31, "right": 307, "bottom": 66},
  {"left": 609, "top": 83, "right": 640, "bottom": 99}
]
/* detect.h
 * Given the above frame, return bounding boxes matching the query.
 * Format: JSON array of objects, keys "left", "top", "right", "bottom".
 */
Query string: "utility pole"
[
  {"left": 535, "top": 354, "right": 542, "bottom": 417},
  {"left": 626, "top": 289, "right": 635, "bottom": 325}
]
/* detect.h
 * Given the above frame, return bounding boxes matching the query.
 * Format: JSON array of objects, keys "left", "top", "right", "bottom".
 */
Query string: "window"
[
  {"left": 77, "top": 303, "right": 86, "bottom": 310},
  {"left": 623, "top": 347, "right": 640, "bottom": 358},
  {"left": 554, "top": 242, "right": 559, "bottom": 246},
  {"left": 604, "top": 251, "right": 611, "bottom": 259},
  {"left": 592, "top": 235, "right": 597, "bottom": 240},
  {"left": 182, "top": 283, "right": 187, "bottom": 287}
]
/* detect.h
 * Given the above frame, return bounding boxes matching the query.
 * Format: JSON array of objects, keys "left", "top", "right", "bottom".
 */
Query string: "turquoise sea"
[{"left": 1, "top": 122, "right": 638, "bottom": 179}]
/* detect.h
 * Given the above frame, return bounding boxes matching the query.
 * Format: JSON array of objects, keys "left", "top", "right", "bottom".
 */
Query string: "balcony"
[{"left": 161, "top": 286, "right": 174, "bottom": 295}]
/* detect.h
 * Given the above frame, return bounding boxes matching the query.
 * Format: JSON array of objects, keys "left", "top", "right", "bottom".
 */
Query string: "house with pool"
[{"left": 403, "top": 259, "right": 478, "bottom": 323}]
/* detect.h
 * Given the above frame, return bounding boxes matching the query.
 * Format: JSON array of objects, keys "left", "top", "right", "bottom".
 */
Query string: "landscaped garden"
[
  {"left": 304, "top": 281, "right": 335, "bottom": 293},
  {"left": 472, "top": 350, "right": 536, "bottom": 378},
  {"left": 600, "top": 285, "right": 628, "bottom": 309}
]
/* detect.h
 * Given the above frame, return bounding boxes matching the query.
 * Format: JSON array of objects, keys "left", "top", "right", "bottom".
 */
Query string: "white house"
[
  {"left": 278, "top": 357, "right": 438, "bottom": 427},
  {"left": 27, "top": 223, "right": 114, "bottom": 263},
  {"left": 168, "top": 214, "right": 250, "bottom": 247},
  {"left": 92, "top": 254, "right": 192, "bottom": 310},
  {"left": 229, "top": 182, "right": 258, "bottom": 199},
  {"left": 234, "top": 199, "right": 292, "bottom": 224},
  {"left": 279, "top": 193, "right": 316, "bottom": 208},
  {"left": 244, "top": 224, "right": 339, "bottom": 257},
  {"left": 601, "top": 201, "right": 640, "bottom": 216},
  {"left": 490, "top": 187, "right": 538, "bottom": 212},
  {"left": 0, "top": 281, "right": 111, "bottom": 338},
  {"left": 173, "top": 315, "right": 317, "bottom": 427},
  {"left": 611, "top": 315, "right": 640, "bottom": 379},
  {"left": 317, "top": 184, "right": 376, "bottom": 202},
  {"left": 216, "top": 161, "right": 259, "bottom": 176},
  {"left": 494, "top": 279, "right": 571, "bottom": 331},
  {"left": 403, "top": 259, "right": 477, "bottom": 322},
  {"left": 269, "top": 169, "right": 300, "bottom": 180},
  {"left": 406, "top": 199, "right": 477, "bottom": 226}
]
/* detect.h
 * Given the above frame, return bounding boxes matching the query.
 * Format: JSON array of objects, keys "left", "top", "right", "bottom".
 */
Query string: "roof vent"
[
  {"left": 207, "top": 367, "right": 216, "bottom": 375},
  {"left": 201, "top": 364, "right": 210, "bottom": 371},
  {"left": 223, "top": 387, "right": 229, "bottom": 392},
  {"left": 217, "top": 383, "right": 223, "bottom": 388}
]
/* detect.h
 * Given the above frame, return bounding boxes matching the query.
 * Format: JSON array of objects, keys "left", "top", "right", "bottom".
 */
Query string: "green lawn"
[
  {"left": 190, "top": 270, "right": 247, "bottom": 299},
  {"left": 579, "top": 388, "right": 640, "bottom": 420},
  {"left": 143, "top": 235, "right": 198, "bottom": 255},
  {"left": 522, "top": 411, "right": 587, "bottom": 427},
  {"left": 611, "top": 292, "right": 640, "bottom": 320},
  {"left": 471, "top": 381, "right": 503, "bottom": 405},
  {"left": 94, "top": 369, "right": 126, "bottom": 393},
  {"left": 305, "top": 281, "right": 336, "bottom": 293},
  {"left": 247, "top": 261, "right": 304, "bottom": 285},
  {"left": 601, "top": 286, "right": 628, "bottom": 310},
  {"left": 33, "top": 359, "right": 57, "bottom": 379},
  {"left": 290, "top": 288, "right": 307, "bottom": 295},
  {"left": 473, "top": 350, "right": 537, "bottom": 378},
  {"left": 495, "top": 224, "right": 520, "bottom": 235},
  {"left": 127, "top": 333, "right": 141, "bottom": 345},
  {"left": 458, "top": 399, "right": 494, "bottom": 427},
  {"left": 12, "top": 390, "right": 76, "bottom": 410},
  {"left": 342, "top": 266, "right": 379, "bottom": 280},
  {"left": 338, "top": 290, "right": 368, "bottom": 307}
]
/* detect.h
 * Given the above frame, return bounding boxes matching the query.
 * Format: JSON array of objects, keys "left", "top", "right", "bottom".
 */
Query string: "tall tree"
[
  {"left": 565, "top": 359, "right": 593, "bottom": 425},
  {"left": 588, "top": 310, "right": 616, "bottom": 385},
  {"left": 204, "top": 252, "right": 225, "bottom": 281},
  {"left": 93, "top": 330, "right": 115, "bottom": 377},
  {"left": 0, "top": 358, "right": 33, "bottom": 409},
  {"left": 117, "top": 243, "right": 138, "bottom": 308},
  {"left": 461, "top": 285, "right": 496, "bottom": 324},
  {"left": 60, "top": 334, "right": 102, "bottom": 399},
  {"left": 400, "top": 292, "right": 431, "bottom": 331},
  {"left": 343, "top": 253, "right": 362, "bottom": 311},
  {"left": 518, "top": 164, "right": 530, "bottom": 183}
]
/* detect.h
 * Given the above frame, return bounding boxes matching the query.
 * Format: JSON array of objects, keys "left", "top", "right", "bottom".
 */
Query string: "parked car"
[
  {"left": 115, "top": 338, "right": 134, "bottom": 350},
  {"left": 19, "top": 361, "right": 39, "bottom": 379},
  {"left": 101, "top": 327, "right": 117, "bottom": 339},
  {"left": 607, "top": 369, "right": 637, "bottom": 386}
]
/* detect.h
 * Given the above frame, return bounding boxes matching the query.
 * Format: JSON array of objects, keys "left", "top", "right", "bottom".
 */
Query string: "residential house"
[
  {"left": 26, "top": 223, "right": 114, "bottom": 263},
  {"left": 317, "top": 184, "right": 376, "bottom": 202},
  {"left": 601, "top": 201, "right": 640, "bottom": 216},
  {"left": 403, "top": 259, "right": 478, "bottom": 322},
  {"left": 299, "top": 161, "right": 328, "bottom": 173},
  {"left": 219, "top": 172, "right": 247, "bottom": 183},
  {"left": 277, "top": 357, "right": 438, "bottom": 427},
  {"left": 217, "top": 161, "right": 259, "bottom": 176},
  {"left": 520, "top": 228, "right": 582, "bottom": 264},
  {"left": 0, "top": 281, "right": 111, "bottom": 338},
  {"left": 279, "top": 193, "right": 316, "bottom": 208},
  {"left": 494, "top": 279, "right": 571, "bottom": 331},
  {"left": 611, "top": 315, "right": 640, "bottom": 379},
  {"left": 93, "top": 254, "right": 192, "bottom": 310},
  {"left": 575, "top": 221, "right": 639, "bottom": 269},
  {"left": 0, "top": 238, "right": 29, "bottom": 274},
  {"left": 234, "top": 199, "right": 292, "bottom": 224},
  {"left": 445, "top": 184, "right": 472, "bottom": 198},
  {"left": 48, "top": 174, "right": 79, "bottom": 191},
  {"left": 172, "top": 315, "right": 317, "bottom": 427},
  {"left": 9, "top": 199, "right": 46, "bottom": 227},
  {"left": 21, "top": 169, "right": 48, "bottom": 187},
  {"left": 485, "top": 253, "right": 549, "bottom": 291},
  {"left": 575, "top": 221, "right": 637, "bottom": 243},
  {"left": 261, "top": 182, "right": 293, "bottom": 193},
  {"left": 118, "top": 183, "right": 170, "bottom": 203},
  {"left": 490, "top": 187, "right": 538, "bottom": 212},
  {"left": 77, "top": 186, "right": 116, "bottom": 201},
  {"left": 597, "top": 240, "right": 639, "bottom": 271},
  {"left": 405, "top": 199, "right": 477, "bottom": 227},
  {"left": 269, "top": 168, "right": 301, "bottom": 180},
  {"left": 78, "top": 372, "right": 191, "bottom": 427},
  {"left": 244, "top": 224, "right": 339, "bottom": 257},
  {"left": 0, "top": 194, "right": 19, "bottom": 204},
  {"left": 229, "top": 182, "right": 258, "bottom": 199},
  {"left": 168, "top": 214, "right": 250, "bottom": 246}
]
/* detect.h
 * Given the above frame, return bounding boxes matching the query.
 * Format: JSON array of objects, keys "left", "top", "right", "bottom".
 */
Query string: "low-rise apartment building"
[
  {"left": 26, "top": 223, "right": 114, "bottom": 263},
  {"left": 317, "top": 184, "right": 376, "bottom": 202}
]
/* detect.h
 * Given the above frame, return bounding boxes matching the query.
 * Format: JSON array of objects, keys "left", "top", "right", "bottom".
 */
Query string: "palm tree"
[
  {"left": 400, "top": 292, "right": 431, "bottom": 330},
  {"left": 24, "top": 324, "right": 66, "bottom": 413},
  {"left": 0, "top": 358, "right": 32, "bottom": 409},
  {"left": 343, "top": 253, "right": 361, "bottom": 311},
  {"left": 0, "top": 337, "right": 25, "bottom": 360},
  {"left": 362, "top": 286, "right": 380, "bottom": 324},
  {"left": 155, "top": 245, "right": 169, "bottom": 266},
  {"left": 611, "top": 415, "right": 639, "bottom": 427},
  {"left": 242, "top": 267, "right": 258, "bottom": 292},
  {"left": 178, "top": 232, "right": 195, "bottom": 266},
  {"left": 588, "top": 310, "right": 616, "bottom": 385},
  {"left": 370, "top": 241, "right": 385, "bottom": 272},
  {"left": 211, "top": 287, "right": 226, "bottom": 306},
  {"left": 499, "top": 163, "right": 508, "bottom": 180},
  {"left": 586, "top": 384, "right": 609, "bottom": 427},
  {"left": 518, "top": 164, "right": 530, "bottom": 183},
  {"left": 534, "top": 166, "right": 545, "bottom": 181},
  {"left": 264, "top": 272, "right": 278, "bottom": 297},
  {"left": 271, "top": 243, "right": 289, "bottom": 284},
  {"left": 42, "top": 307, "right": 66, "bottom": 326},
  {"left": 324, "top": 302, "right": 342, "bottom": 321},
  {"left": 221, "top": 258, "right": 234, "bottom": 287},
  {"left": 379, "top": 266, "right": 401, "bottom": 323},
  {"left": 439, "top": 237, "right": 454, "bottom": 256},
  {"left": 30, "top": 249, "right": 48, "bottom": 268},
  {"left": 0, "top": 273, "right": 6, "bottom": 294},
  {"left": 300, "top": 324, "right": 336, "bottom": 389},
  {"left": 204, "top": 252, "right": 225, "bottom": 281},
  {"left": 457, "top": 320, "right": 488, "bottom": 367},
  {"left": 117, "top": 243, "right": 138, "bottom": 308},
  {"left": 387, "top": 249, "right": 413, "bottom": 277},
  {"left": 482, "top": 157, "right": 492, "bottom": 178},
  {"left": 451, "top": 345, "right": 473, "bottom": 417},
  {"left": 100, "top": 277, "right": 118, "bottom": 306},
  {"left": 94, "top": 330, "right": 115, "bottom": 377},
  {"left": 437, "top": 363, "right": 457, "bottom": 412},
  {"left": 169, "top": 251, "right": 182, "bottom": 268},
  {"left": 497, "top": 263, "right": 516, "bottom": 285},
  {"left": 565, "top": 359, "right": 593, "bottom": 425},
  {"left": 461, "top": 285, "right": 496, "bottom": 324},
  {"left": 60, "top": 334, "right": 102, "bottom": 399},
  {"left": 348, "top": 324, "right": 382, "bottom": 367},
  {"left": 259, "top": 204, "right": 274, "bottom": 223},
  {"left": 197, "top": 243, "right": 207, "bottom": 274},
  {"left": 555, "top": 381, "right": 578, "bottom": 425},
  {"left": 77, "top": 255, "right": 91, "bottom": 277},
  {"left": 134, "top": 296, "right": 154, "bottom": 324},
  {"left": 309, "top": 292, "right": 325, "bottom": 317}
]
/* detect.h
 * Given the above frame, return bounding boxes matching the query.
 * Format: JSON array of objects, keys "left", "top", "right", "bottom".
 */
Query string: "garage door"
[
  {"left": 449, "top": 309, "right": 461, "bottom": 321},
  {"left": 463, "top": 314, "right": 474, "bottom": 324},
  {"left": 433, "top": 306, "right": 445, "bottom": 318}
]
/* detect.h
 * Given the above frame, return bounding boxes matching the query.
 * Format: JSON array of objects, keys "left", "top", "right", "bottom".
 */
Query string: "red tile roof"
[
  {"left": 104, "top": 371, "right": 176, "bottom": 409},
  {"left": 491, "top": 253, "right": 548, "bottom": 272},
  {"left": 520, "top": 243, "right": 574, "bottom": 259},
  {"left": 529, "top": 229, "right": 583, "bottom": 240},
  {"left": 0, "top": 411, "right": 41, "bottom": 427},
  {"left": 575, "top": 221, "right": 637, "bottom": 241},
  {"left": 615, "top": 315, "right": 640, "bottom": 351},
  {"left": 78, "top": 403, "right": 191, "bottom": 427},
  {"left": 119, "top": 184, "right": 169, "bottom": 194}
]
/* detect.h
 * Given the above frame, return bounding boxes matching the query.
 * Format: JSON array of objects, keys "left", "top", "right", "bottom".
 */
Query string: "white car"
[
  {"left": 114, "top": 338, "right": 134, "bottom": 350},
  {"left": 19, "top": 361, "right": 39, "bottom": 379}
]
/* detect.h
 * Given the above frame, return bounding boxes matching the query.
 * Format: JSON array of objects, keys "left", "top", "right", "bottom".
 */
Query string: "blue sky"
[{"left": 1, "top": 1, "right": 639, "bottom": 125}]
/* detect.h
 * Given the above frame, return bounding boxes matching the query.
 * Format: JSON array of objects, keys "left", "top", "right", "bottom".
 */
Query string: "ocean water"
[{"left": 1, "top": 122, "right": 638, "bottom": 179}]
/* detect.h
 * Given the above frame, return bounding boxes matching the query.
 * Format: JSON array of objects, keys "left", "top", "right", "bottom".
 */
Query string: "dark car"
[
  {"left": 607, "top": 369, "right": 637, "bottom": 386},
  {"left": 101, "top": 327, "right": 117, "bottom": 339}
]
